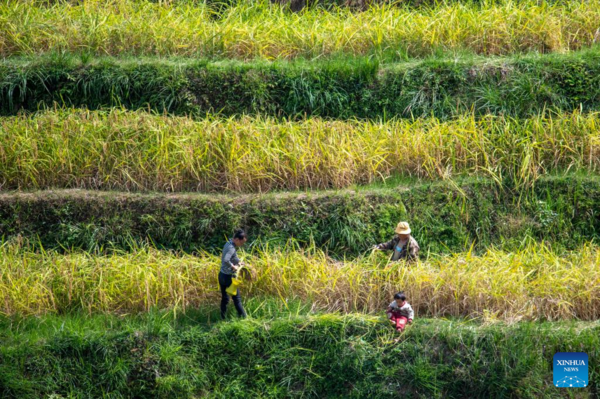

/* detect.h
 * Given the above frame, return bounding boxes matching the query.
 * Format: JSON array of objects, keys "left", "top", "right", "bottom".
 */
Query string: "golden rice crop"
[
  {"left": 0, "top": 0, "right": 598, "bottom": 58},
  {"left": 1, "top": 108, "right": 599, "bottom": 191},
  {"left": 0, "top": 241, "right": 598, "bottom": 320}
]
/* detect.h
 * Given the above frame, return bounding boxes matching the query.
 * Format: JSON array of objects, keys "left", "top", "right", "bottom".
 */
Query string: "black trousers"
[{"left": 218, "top": 272, "right": 247, "bottom": 319}]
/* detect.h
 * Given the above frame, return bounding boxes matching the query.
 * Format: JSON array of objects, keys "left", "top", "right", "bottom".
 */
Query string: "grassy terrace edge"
[
  {"left": 3, "top": 50, "right": 600, "bottom": 118},
  {"left": 1, "top": 174, "right": 599, "bottom": 255},
  {"left": 0, "top": 312, "right": 598, "bottom": 398}
]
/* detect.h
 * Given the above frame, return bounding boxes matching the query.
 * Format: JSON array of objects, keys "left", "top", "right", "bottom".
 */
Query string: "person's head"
[
  {"left": 395, "top": 221, "right": 411, "bottom": 240},
  {"left": 232, "top": 229, "right": 247, "bottom": 247},
  {"left": 394, "top": 291, "right": 407, "bottom": 305}
]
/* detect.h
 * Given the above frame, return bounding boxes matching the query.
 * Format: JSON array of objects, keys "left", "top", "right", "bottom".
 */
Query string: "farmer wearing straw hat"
[
  {"left": 373, "top": 221, "right": 420, "bottom": 262},
  {"left": 219, "top": 229, "right": 248, "bottom": 319}
]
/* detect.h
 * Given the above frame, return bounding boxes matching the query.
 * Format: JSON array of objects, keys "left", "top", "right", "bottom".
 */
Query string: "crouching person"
[{"left": 386, "top": 292, "right": 414, "bottom": 332}]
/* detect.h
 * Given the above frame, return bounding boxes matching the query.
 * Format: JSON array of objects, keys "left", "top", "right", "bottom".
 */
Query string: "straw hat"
[{"left": 395, "top": 221, "right": 411, "bottom": 235}]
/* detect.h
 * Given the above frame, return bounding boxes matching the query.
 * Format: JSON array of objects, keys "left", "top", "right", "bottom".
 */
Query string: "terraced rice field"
[
  {"left": 1, "top": 109, "right": 599, "bottom": 191},
  {"left": 1, "top": 0, "right": 599, "bottom": 397},
  {"left": 1, "top": 242, "right": 599, "bottom": 320},
  {"left": 2, "top": 0, "right": 599, "bottom": 59}
]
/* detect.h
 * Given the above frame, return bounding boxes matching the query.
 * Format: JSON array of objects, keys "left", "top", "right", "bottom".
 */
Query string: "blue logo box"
[{"left": 553, "top": 352, "right": 588, "bottom": 388}]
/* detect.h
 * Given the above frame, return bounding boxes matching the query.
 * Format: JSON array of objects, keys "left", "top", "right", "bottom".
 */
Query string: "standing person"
[
  {"left": 374, "top": 221, "right": 420, "bottom": 262},
  {"left": 386, "top": 291, "right": 414, "bottom": 332},
  {"left": 219, "top": 229, "right": 248, "bottom": 319}
]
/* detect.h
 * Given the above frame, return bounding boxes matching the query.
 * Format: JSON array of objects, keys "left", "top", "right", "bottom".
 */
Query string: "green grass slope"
[
  {"left": 0, "top": 310, "right": 598, "bottom": 398},
  {"left": 1, "top": 175, "right": 598, "bottom": 255},
  {"left": 3, "top": 50, "right": 600, "bottom": 118}
]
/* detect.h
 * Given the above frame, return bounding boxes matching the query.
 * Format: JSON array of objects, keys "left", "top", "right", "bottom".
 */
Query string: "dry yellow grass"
[
  {"left": 1, "top": 241, "right": 598, "bottom": 320},
  {"left": 1, "top": 109, "right": 599, "bottom": 191},
  {"left": 1, "top": 0, "right": 599, "bottom": 58}
]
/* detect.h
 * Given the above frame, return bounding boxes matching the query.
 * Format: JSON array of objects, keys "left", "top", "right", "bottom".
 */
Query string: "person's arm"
[
  {"left": 375, "top": 237, "right": 396, "bottom": 251},
  {"left": 223, "top": 245, "right": 240, "bottom": 271},
  {"left": 409, "top": 239, "right": 420, "bottom": 260},
  {"left": 407, "top": 304, "right": 414, "bottom": 322},
  {"left": 404, "top": 238, "right": 419, "bottom": 261},
  {"left": 386, "top": 302, "right": 395, "bottom": 319},
  {"left": 231, "top": 250, "right": 241, "bottom": 267}
]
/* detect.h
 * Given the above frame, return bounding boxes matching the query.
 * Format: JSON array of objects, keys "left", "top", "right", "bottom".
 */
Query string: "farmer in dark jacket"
[
  {"left": 219, "top": 229, "right": 248, "bottom": 319},
  {"left": 374, "top": 221, "right": 420, "bottom": 262}
]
